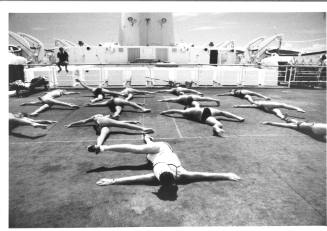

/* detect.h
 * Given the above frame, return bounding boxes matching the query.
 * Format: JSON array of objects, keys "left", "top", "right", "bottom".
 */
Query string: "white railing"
[{"left": 21, "top": 63, "right": 326, "bottom": 88}]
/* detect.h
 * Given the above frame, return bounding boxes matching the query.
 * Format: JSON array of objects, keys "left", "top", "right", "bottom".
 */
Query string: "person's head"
[
  {"left": 59, "top": 47, "right": 64, "bottom": 52},
  {"left": 154, "top": 171, "right": 178, "bottom": 201},
  {"left": 159, "top": 171, "right": 176, "bottom": 187},
  {"left": 230, "top": 89, "right": 236, "bottom": 95}
]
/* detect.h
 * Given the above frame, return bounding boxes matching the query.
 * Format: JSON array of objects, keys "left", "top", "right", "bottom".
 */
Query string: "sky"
[{"left": 9, "top": 12, "right": 326, "bottom": 52}]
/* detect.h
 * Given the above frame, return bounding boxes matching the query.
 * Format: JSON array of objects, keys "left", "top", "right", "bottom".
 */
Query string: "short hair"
[
  {"left": 159, "top": 172, "right": 176, "bottom": 187},
  {"left": 59, "top": 47, "right": 64, "bottom": 51}
]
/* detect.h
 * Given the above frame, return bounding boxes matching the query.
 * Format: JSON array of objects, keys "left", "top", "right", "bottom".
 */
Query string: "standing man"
[{"left": 57, "top": 47, "right": 69, "bottom": 73}]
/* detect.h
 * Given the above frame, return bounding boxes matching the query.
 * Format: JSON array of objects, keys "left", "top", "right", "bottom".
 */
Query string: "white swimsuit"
[{"left": 146, "top": 142, "right": 183, "bottom": 179}]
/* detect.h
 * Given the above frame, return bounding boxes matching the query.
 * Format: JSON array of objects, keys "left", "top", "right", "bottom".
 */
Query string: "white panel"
[
  {"left": 241, "top": 67, "right": 260, "bottom": 85},
  {"left": 218, "top": 66, "right": 241, "bottom": 85},
  {"left": 81, "top": 68, "right": 102, "bottom": 85},
  {"left": 198, "top": 68, "right": 215, "bottom": 86},
  {"left": 259, "top": 68, "right": 278, "bottom": 86},
  {"left": 130, "top": 68, "right": 148, "bottom": 86},
  {"left": 175, "top": 68, "right": 197, "bottom": 83},
  {"left": 104, "top": 68, "right": 124, "bottom": 86},
  {"left": 151, "top": 68, "right": 171, "bottom": 85},
  {"left": 55, "top": 70, "right": 75, "bottom": 87}
]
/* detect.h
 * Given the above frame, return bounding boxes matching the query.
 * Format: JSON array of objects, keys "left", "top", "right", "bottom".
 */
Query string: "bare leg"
[
  {"left": 205, "top": 116, "right": 225, "bottom": 137},
  {"left": 125, "top": 93, "right": 133, "bottom": 101},
  {"left": 244, "top": 95, "right": 255, "bottom": 104},
  {"left": 192, "top": 96, "right": 220, "bottom": 106},
  {"left": 97, "top": 127, "right": 110, "bottom": 146},
  {"left": 183, "top": 89, "right": 203, "bottom": 96},
  {"left": 112, "top": 106, "right": 123, "bottom": 119},
  {"left": 21, "top": 101, "right": 42, "bottom": 106},
  {"left": 122, "top": 101, "right": 150, "bottom": 112},
  {"left": 30, "top": 104, "right": 51, "bottom": 116},
  {"left": 272, "top": 108, "right": 286, "bottom": 120},
  {"left": 47, "top": 99, "right": 79, "bottom": 109},
  {"left": 108, "top": 120, "right": 154, "bottom": 133},
  {"left": 279, "top": 103, "right": 305, "bottom": 113},
  {"left": 10, "top": 118, "right": 48, "bottom": 129},
  {"left": 160, "top": 109, "right": 185, "bottom": 116},
  {"left": 211, "top": 109, "right": 245, "bottom": 121},
  {"left": 32, "top": 119, "right": 57, "bottom": 124},
  {"left": 191, "top": 101, "right": 201, "bottom": 108},
  {"left": 248, "top": 91, "right": 270, "bottom": 100},
  {"left": 90, "top": 95, "right": 104, "bottom": 103}
]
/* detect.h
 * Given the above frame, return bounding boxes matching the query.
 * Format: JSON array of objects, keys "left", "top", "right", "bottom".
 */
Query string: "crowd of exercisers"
[{"left": 9, "top": 81, "right": 327, "bottom": 195}]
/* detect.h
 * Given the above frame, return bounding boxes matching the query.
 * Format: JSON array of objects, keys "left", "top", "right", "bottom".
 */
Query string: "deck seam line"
[
  {"left": 269, "top": 166, "right": 324, "bottom": 218},
  {"left": 164, "top": 99, "right": 183, "bottom": 138}
]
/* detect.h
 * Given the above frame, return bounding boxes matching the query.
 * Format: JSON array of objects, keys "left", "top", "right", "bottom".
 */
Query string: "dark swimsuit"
[
  {"left": 234, "top": 90, "right": 246, "bottom": 99},
  {"left": 106, "top": 99, "right": 117, "bottom": 112},
  {"left": 201, "top": 108, "right": 212, "bottom": 122},
  {"left": 171, "top": 89, "right": 179, "bottom": 96},
  {"left": 93, "top": 88, "right": 105, "bottom": 98}
]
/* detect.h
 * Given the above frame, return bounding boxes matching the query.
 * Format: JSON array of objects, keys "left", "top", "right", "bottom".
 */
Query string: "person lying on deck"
[
  {"left": 217, "top": 89, "right": 270, "bottom": 103},
  {"left": 158, "top": 94, "right": 220, "bottom": 108},
  {"left": 65, "top": 114, "right": 154, "bottom": 146},
  {"left": 160, "top": 106, "right": 244, "bottom": 137},
  {"left": 9, "top": 112, "right": 57, "bottom": 131},
  {"left": 20, "top": 89, "right": 80, "bottom": 116},
  {"left": 85, "top": 96, "right": 151, "bottom": 120},
  {"left": 155, "top": 87, "right": 203, "bottom": 96},
  {"left": 233, "top": 100, "right": 305, "bottom": 120},
  {"left": 75, "top": 79, "right": 124, "bottom": 103},
  {"left": 262, "top": 117, "right": 327, "bottom": 142},
  {"left": 88, "top": 134, "right": 240, "bottom": 197},
  {"left": 119, "top": 87, "right": 155, "bottom": 101}
]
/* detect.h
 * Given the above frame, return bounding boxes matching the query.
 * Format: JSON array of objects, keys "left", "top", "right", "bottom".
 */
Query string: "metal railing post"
[
  {"left": 288, "top": 66, "right": 293, "bottom": 88},
  {"left": 284, "top": 66, "right": 288, "bottom": 82}
]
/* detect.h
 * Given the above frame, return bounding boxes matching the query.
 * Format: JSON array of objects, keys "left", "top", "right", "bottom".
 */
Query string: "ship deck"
[{"left": 9, "top": 87, "right": 326, "bottom": 227}]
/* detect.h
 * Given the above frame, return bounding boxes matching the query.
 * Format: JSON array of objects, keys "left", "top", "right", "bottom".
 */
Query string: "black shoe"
[{"left": 87, "top": 145, "right": 100, "bottom": 154}]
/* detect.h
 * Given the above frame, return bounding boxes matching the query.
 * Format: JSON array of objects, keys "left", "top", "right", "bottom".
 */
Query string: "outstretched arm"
[
  {"left": 216, "top": 92, "right": 232, "bottom": 96},
  {"left": 85, "top": 100, "right": 109, "bottom": 107},
  {"left": 75, "top": 79, "right": 93, "bottom": 91},
  {"left": 262, "top": 121, "right": 297, "bottom": 129},
  {"left": 247, "top": 91, "right": 270, "bottom": 100},
  {"left": 65, "top": 116, "right": 94, "bottom": 127},
  {"left": 64, "top": 91, "right": 80, "bottom": 95},
  {"left": 99, "top": 143, "right": 160, "bottom": 154},
  {"left": 120, "top": 120, "right": 141, "bottom": 124},
  {"left": 96, "top": 173, "right": 156, "bottom": 186},
  {"left": 154, "top": 89, "right": 174, "bottom": 93},
  {"left": 102, "top": 89, "right": 125, "bottom": 97},
  {"left": 157, "top": 97, "right": 180, "bottom": 103},
  {"left": 180, "top": 171, "right": 240, "bottom": 182},
  {"left": 233, "top": 104, "right": 258, "bottom": 108}
]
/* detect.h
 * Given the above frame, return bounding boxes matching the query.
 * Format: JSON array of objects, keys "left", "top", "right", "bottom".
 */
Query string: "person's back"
[
  {"left": 147, "top": 142, "right": 181, "bottom": 167},
  {"left": 44, "top": 89, "right": 64, "bottom": 99}
]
